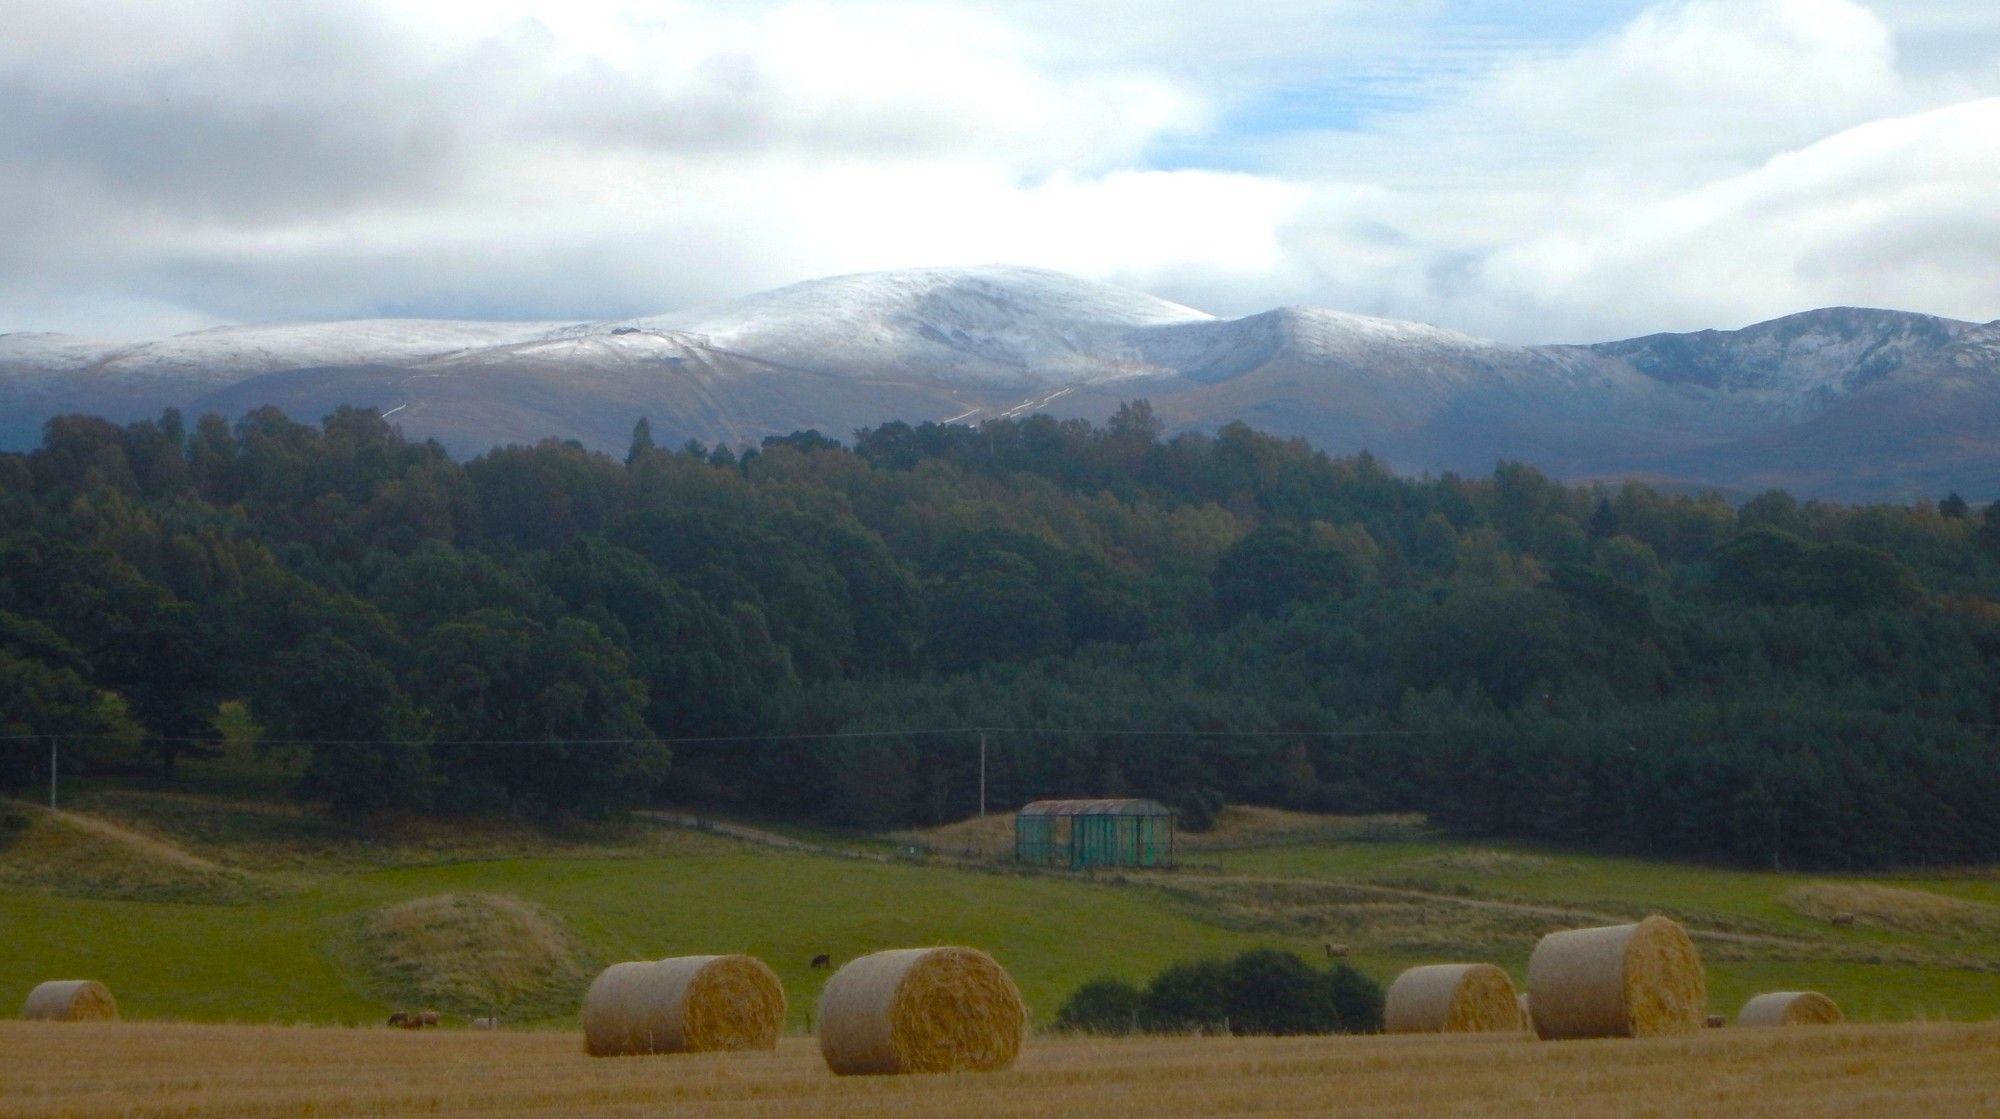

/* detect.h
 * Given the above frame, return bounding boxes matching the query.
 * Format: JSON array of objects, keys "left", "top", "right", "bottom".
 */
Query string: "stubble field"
[{"left": 4, "top": 1020, "right": 1998, "bottom": 1119}]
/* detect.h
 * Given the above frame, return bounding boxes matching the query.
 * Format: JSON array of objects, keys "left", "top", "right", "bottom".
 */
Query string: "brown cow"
[
  {"left": 1323, "top": 943, "right": 1350, "bottom": 959},
  {"left": 1831, "top": 913, "right": 1857, "bottom": 928},
  {"left": 810, "top": 953, "right": 832, "bottom": 969},
  {"left": 416, "top": 1009, "right": 441, "bottom": 1028}
]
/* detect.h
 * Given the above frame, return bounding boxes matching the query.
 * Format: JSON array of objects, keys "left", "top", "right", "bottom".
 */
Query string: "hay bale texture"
[
  {"left": 1737, "top": 991, "right": 1842, "bottom": 1027},
  {"left": 1385, "top": 964, "right": 1519, "bottom": 1033},
  {"left": 21, "top": 980, "right": 117, "bottom": 1021},
  {"left": 1525, "top": 916, "right": 1706, "bottom": 1040},
  {"left": 581, "top": 955, "right": 784, "bottom": 1057},
  {"left": 817, "top": 947, "right": 1025, "bottom": 1076}
]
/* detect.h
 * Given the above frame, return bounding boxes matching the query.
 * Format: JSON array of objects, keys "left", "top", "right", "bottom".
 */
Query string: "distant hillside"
[{"left": 4, "top": 267, "right": 1997, "bottom": 499}]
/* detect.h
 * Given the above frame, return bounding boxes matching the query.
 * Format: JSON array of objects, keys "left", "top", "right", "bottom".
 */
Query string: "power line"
[{"left": 0, "top": 726, "right": 1437, "bottom": 748}]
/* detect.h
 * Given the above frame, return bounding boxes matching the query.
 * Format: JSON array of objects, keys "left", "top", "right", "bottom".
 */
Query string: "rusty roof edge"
[{"left": 1016, "top": 797, "right": 1175, "bottom": 817}]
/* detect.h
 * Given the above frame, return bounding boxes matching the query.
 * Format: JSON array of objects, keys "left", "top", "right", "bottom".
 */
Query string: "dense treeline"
[{"left": 3, "top": 402, "right": 1999, "bottom": 868}]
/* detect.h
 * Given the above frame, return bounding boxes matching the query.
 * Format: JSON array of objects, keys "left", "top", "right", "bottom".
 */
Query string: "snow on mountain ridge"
[
  {"left": 0, "top": 332, "right": 122, "bottom": 375},
  {"left": 623, "top": 265, "right": 1216, "bottom": 386},
  {"left": 1591, "top": 307, "right": 1976, "bottom": 414},
  {"left": 1, "top": 319, "right": 577, "bottom": 388},
  {"left": 3, "top": 270, "right": 1984, "bottom": 417}
]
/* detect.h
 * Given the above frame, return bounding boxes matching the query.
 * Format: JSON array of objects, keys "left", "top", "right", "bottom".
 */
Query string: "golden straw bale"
[
  {"left": 21, "top": 980, "right": 117, "bottom": 1022},
  {"left": 1525, "top": 915, "right": 1705, "bottom": 1040},
  {"left": 1737, "top": 991, "right": 1842, "bottom": 1027},
  {"left": 1385, "top": 964, "right": 1519, "bottom": 1034},
  {"left": 581, "top": 955, "right": 784, "bottom": 1057},
  {"left": 817, "top": 947, "right": 1025, "bottom": 1076}
]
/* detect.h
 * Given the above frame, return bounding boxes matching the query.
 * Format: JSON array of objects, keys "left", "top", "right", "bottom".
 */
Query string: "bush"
[
  {"left": 1138, "top": 957, "right": 1235, "bottom": 1032},
  {"left": 1052, "top": 978, "right": 1143, "bottom": 1034},
  {"left": 1173, "top": 787, "right": 1225, "bottom": 833},
  {"left": 1055, "top": 949, "right": 1384, "bottom": 1037},
  {"left": 1321, "top": 960, "right": 1385, "bottom": 1032}
]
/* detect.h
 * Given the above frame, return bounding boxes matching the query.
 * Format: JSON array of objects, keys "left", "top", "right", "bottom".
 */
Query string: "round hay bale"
[
  {"left": 1525, "top": 915, "right": 1706, "bottom": 1040},
  {"left": 1737, "top": 991, "right": 1842, "bottom": 1027},
  {"left": 581, "top": 955, "right": 785, "bottom": 1057},
  {"left": 1384, "top": 964, "right": 1519, "bottom": 1033},
  {"left": 21, "top": 980, "right": 117, "bottom": 1022},
  {"left": 817, "top": 947, "right": 1025, "bottom": 1076}
]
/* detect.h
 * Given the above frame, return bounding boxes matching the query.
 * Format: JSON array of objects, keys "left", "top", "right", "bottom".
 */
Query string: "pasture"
[
  {"left": 3, "top": 1021, "right": 1998, "bottom": 1118},
  {"left": 4, "top": 788, "right": 1999, "bottom": 1029}
]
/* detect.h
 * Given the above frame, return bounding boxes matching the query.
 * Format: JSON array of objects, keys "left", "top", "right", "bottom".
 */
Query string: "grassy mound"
[
  {"left": 0, "top": 801, "right": 276, "bottom": 903},
  {"left": 1781, "top": 883, "right": 2000, "bottom": 941},
  {"left": 352, "top": 893, "right": 598, "bottom": 1019}
]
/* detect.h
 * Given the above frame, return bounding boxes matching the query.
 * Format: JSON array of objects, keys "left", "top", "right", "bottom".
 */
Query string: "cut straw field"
[{"left": 3, "top": 1020, "right": 1997, "bottom": 1119}]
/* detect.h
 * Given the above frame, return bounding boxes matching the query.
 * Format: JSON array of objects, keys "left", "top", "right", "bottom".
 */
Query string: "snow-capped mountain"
[
  {"left": 614, "top": 265, "right": 1213, "bottom": 385},
  {"left": 1589, "top": 308, "right": 1977, "bottom": 417},
  {"left": 3, "top": 266, "right": 1996, "bottom": 500}
]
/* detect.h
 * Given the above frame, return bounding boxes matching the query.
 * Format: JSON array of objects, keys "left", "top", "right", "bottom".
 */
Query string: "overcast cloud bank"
[{"left": 2, "top": 0, "right": 1996, "bottom": 342}]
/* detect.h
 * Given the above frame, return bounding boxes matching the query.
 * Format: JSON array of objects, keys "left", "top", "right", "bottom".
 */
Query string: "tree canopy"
[{"left": 2, "top": 404, "right": 1998, "bottom": 867}]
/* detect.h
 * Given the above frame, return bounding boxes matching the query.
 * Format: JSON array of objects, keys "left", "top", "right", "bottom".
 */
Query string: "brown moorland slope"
[{"left": 1, "top": 1021, "right": 1995, "bottom": 1119}]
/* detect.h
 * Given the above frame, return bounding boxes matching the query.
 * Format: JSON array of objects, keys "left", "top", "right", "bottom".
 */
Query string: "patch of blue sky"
[{"left": 1147, "top": 3, "right": 1654, "bottom": 171}]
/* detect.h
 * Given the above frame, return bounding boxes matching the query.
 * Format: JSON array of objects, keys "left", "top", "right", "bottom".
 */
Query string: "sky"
[{"left": 2, "top": 0, "right": 1998, "bottom": 343}]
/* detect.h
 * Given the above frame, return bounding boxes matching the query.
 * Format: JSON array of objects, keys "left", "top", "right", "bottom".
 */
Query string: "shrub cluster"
[{"left": 1054, "top": 949, "right": 1384, "bottom": 1036}]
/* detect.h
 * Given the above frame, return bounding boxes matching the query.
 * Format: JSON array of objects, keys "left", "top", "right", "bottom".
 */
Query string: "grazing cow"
[
  {"left": 810, "top": 953, "right": 832, "bottom": 969},
  {"left": 471, "top": 1017, "right": 498, "bottom": 1030},
  {"left": 387, "top": 1010, "right": 413, "bottom": 1028},
  {"left": 1831, "top": 913, "right": 1857, "bottom": 928},
  {"left": 416, "top": 1010, "right": 442, "bottom": 1028},
  {"left": 1323, "top": 943, "right": 1350, "bottom": 959},
  {"left": 1706, "top": 1014, "right": 1726, "bottom": 1028}
]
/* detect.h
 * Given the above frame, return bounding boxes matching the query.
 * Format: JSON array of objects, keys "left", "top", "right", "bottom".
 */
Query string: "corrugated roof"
[{"left": 1017, "top": 798, "right": 1173, "bottom": 817}]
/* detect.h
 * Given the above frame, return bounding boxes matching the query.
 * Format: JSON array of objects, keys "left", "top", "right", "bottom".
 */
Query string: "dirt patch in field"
[
  {"left": 350, "top": 893, "right": 599, "bottom": 1020},
  {"left": 0, "top": 801, "right": 278, "bottom": 903},
  {"left": 1781, "top": 883, "right": 2000, "bottom": 942}
]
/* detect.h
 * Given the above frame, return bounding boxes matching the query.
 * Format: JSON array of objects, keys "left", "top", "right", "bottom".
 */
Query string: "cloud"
[
  {"left": 1234, "top": 0, "right": 1998, "bottom": 338},
  {"left": 1480, "top": 99, "right": 2000, "bottom": 335},
  {"left": 0, "top": 0, "right": 1995, "bottom": 342}
]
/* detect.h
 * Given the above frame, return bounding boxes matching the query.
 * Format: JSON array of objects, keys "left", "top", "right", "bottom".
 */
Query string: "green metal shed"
[{"left": 1014, "top": 798, "right": 1175, "bottom": 869}]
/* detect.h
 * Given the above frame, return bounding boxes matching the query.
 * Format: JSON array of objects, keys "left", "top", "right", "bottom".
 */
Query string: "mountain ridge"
[{"left": 4, "top": 267, "right": 1995, "bottom": 500}]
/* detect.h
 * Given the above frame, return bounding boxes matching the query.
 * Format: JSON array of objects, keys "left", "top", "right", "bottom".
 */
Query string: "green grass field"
[
  {"left": 2, "top": 787, "right": 1273, "bottom": 1027},
  {"left": 1203, "top": 841, "right": 2000, "bottom": 1021},
  {"left": 4, "top": 776, "right": 1997, "bottom": 1029}
]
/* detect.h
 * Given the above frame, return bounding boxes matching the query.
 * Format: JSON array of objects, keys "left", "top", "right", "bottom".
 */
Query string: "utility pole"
[
  {"left": 48, "top": 737, "right": 58, "bottom": 810},
  {"left": 978, "top": 731, "right": 987, "bottom": 818}
]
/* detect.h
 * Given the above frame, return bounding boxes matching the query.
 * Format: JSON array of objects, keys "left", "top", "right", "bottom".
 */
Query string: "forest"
[{"left": 3, "top": 401, "right": 1998, "bottom": 870}]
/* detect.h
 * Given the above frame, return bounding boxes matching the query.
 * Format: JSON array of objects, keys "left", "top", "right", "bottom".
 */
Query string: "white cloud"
[
  {"left": 1245, "top": 0, "right": 2000, "bottom": 338},
  {"left": 1480, "top": 99, "right": 2000, "bottom": 336},
  {"left": 0, "top": 0, "right": 1996, "bottom": 342}
]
